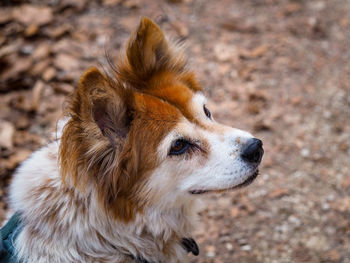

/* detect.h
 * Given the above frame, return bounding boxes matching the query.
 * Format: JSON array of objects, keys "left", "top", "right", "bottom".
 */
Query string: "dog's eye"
[
  {"left": 169, "top": 139, "right": 191, "bottom": 156},
  {"left": 203, "top": 105, "right": 211, "bottom": 119}
]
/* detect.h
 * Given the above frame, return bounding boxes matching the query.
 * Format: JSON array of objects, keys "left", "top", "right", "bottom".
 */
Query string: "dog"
[{"left": 5, "top": 17, "right": 263, "bottom": 263}]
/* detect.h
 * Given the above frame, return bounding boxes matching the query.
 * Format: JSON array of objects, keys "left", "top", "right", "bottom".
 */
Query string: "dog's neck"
[{"left": 11, "top": 142, "right": 198, "bottom": 262}]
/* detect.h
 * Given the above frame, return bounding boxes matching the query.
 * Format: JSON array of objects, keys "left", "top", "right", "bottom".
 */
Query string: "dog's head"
[{"left": 59, "top": 17, "right": 263, "bottom": 221}]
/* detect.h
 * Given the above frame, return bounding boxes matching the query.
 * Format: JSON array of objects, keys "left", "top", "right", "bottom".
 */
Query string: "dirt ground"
[{"left": 1, "top": 0, "right": 349, "bottom": 262}]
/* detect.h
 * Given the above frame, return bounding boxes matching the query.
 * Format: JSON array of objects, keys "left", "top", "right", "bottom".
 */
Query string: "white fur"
[
  {"left": 147, "top": 93, "right": 256, "bottom": 198},
  {"left": 10, "top": 138, "right": 193, "bottom": 263}
]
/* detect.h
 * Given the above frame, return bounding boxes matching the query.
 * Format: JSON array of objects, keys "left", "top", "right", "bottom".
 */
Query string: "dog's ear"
[
  {"left": 120, "top": 17, "right": 186, "bottom": 88},
  {"left": 126, "top": 17, "right": 169, "bottom": 79},
  {"left": 73, "top": 67, "right": 132, "bottom": 143},
  {"left": 60, "top": 67, "right": 133, "bottom": 187},
  {"left": 60, "top": 67, "right": 139, "bottom": 221}
]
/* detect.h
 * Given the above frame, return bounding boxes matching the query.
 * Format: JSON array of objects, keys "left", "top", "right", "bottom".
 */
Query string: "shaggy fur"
[{"left": 9, "top": 17, "right": 262, "bottom": 263}]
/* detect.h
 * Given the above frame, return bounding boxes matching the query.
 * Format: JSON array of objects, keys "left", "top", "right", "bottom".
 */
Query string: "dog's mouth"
[{"left": 189, "top": 169, "right": 259, "bottom": 195}]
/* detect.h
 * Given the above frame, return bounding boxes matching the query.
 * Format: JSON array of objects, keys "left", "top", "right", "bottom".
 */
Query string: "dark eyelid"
[
  {"left": 180, "top": 137, "right": 199, "bottom": 146},
  {"left": 203, "top": 105, "right": 211, "bottom": 119},
  {"left": 186, "top": 139, "right": 201, "bottom": 151}
]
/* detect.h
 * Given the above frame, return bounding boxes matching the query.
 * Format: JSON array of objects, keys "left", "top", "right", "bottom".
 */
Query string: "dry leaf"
[
  {"left": 123, "top": 0, "right": 140, "bottom": 9},
  {"left": 53, "top": 83, "right": 74, "bottom": 95},
  {"left": 24, "top": 24, "right": 39, "bottom": 37},
  {"left": 269, "top": 188, "right": 290, "bottom": 199},
  {"left": 102, "top": 0, "right": 123, "bottom": 6},
  {"left": 33, "top": 44, "right": 51, "bottom": 60},
  {"left": 60, "top": 0, "right": 87, "bottom": 11},
  {"left": 3, "top": 149, "right": 32, "bottom": 170},
  {"left": 31, "top": 80, "right": 45, "bottom": 112},
  {"left": 54, "top": 53, "right": 79, "bottom": 72},
  {"left": 0, "top": 56, "right": 33, "bottom": 82},
  {"left": 240, "top": 45, "right": 268, "bottom": 59},
  {"left": 45, "top": 25, "right": 71, "bottom": 39},
  {"left": 284, "top": 3, "right": 302, "bottom": 16},
  {"left": 341, "top": 175, "right": 350, "bottom": 189},
  {"left": 31, "top": 59, "right": 51, "bottom": 77},
  {"left": 12, "top": 5, "right": 53, "bottom": 26},
  {"left": 171, "top": 21, "right": 189, "bottom": 37},
  {"left": 221, "top": 19, "right": 259, "bottom": 34},
  {"left": 214, "top": 43, "right": 238, "bottom": 62},
  {"left": 42, "top": 67, "right": 56, "bottom": 81},
  {"left": 0, "top": 121, "right": 15, "bottom": 150},
  {"left": 332, "top": 197, "right": 350, "bottom": 212},
  {"left": 0, "top": 8, "right": 13, "bottom": 25}
]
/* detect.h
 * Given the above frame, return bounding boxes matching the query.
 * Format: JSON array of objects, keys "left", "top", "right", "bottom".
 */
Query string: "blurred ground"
[{"left": 0, "top": 0, "right": 350, "bottom": 262}]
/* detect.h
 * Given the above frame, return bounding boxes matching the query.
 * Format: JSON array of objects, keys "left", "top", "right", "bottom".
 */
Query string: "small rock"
[
  {"left": 300, "top": 148, "right": 310, "bottom": 158},
  {"left": 323, "top": 110, "right": 332, "bottom": 119},
  {"left": 205, "top": 245, "right": 216, "bottom": 258},
  {"left": 288, "top": 215, "right": 301, "bottom": 227},
  {"left": 225, "top": 243, "right": 233, "bottom": 251},
  {"left": 240, "top": 244, "right": 251, "bottom": 251},
  {"left": 321, "top": 203, "right": 330, "bottom": 211},
  {"left": 305, "top": 235, "right": 326, "bottom": 250},
  {"left": 21, "top": 44, "right": 35, "bottom": 55},
  {"left": 205, "top": 245, "right": 216, "bottom": 252}
]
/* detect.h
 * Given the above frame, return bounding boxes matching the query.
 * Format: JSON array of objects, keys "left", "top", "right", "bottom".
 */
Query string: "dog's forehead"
[
  {"left": 133, "top": 71, "right": 205, "bottom": 124},
  {"left": 134, "top": 92, "right": 180, "bottom": 121}
]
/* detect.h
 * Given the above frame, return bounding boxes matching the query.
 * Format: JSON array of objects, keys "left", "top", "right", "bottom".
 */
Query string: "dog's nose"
[{"left": 241, "top": 138, "right": 264, "bottom": 164}]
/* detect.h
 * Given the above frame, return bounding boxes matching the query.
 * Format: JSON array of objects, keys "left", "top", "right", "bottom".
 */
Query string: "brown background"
[{"left": 0, "top": 0, "right": 349, "bottom": 262}]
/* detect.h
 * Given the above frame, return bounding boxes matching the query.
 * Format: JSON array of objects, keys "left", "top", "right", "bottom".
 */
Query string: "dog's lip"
[{"left": 189, "top": 169, "right": 259, "bottom": 195}]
